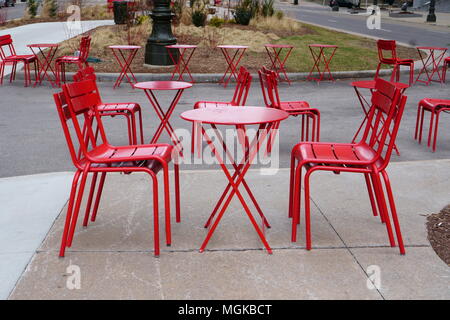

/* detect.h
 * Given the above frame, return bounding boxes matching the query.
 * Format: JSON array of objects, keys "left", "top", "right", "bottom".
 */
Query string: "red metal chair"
[
  {"left": 414, "top": 98, "right": 450, "bottom": 152},
  {"left": 191, "top": 66, "right": 252, "bottom": 154},
  {"left": 55, "top": 35, "right": 91, "bottom": 86},
  {"left": 0, "top": 34, "right": 38, "bottom": 87},
  {"left": 443, "top": 57, "right": 450, "bottom": 83},
  {"left": 73, "top": 66, "right": 144, "bottom": 145},
  {"left": 375, "top": 40, "right": 414, "bottom": 86},
  {"left": 258, "top": 67, "right": 320, "bottom": 152},
  {"left": 289, "top": 78, "right": 407, "bottom": 254},
  {"left": 54, "top": 79, "right": 181, "bottom": 257}
]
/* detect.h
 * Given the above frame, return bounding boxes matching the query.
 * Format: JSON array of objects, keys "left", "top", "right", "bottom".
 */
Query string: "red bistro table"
[
  {"left": 264, "top": 44, "right": 294, "bottom": 85},
  {"left": 307, "top": 44, "right": 338, "bottom": 82},
  {"left": 351, "top": 80, "right": 408, "bottom": 155},
  {"left": 166, "top": 44, "right": 197, "bottom": 83},
  {"left": 180, "top": 106, "right": 289, "bottom": 254},
  {"left": 134, "top": 81, "right": 192, "bottom": 156},
  {"left": 109, "top": 45, "right": 141, "bottom": 89},
  {"left": 415, "top": 46, "right": 448, "bottom": 85},
  {"left": 217, "top": 45, "right": 248, "bottom": 88},
  {"left": 27, "top": 43, "right": 59, "bottom": 87}
]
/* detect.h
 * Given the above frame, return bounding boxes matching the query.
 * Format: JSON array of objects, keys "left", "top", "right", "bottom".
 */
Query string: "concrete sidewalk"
[
  {"left": 5, "top": 160, "right": 450, "bottom": 299},
  {"left": 0, "top": 20, "right": 114, "bottom": 76}
]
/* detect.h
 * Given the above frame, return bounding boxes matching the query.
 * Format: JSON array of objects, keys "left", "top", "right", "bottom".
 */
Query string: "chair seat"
[
  {"left": 419, "top": 98, "right": 450, "bottom": 111},
  {"left": 292, "top": 142, "right": 382, "bottom": 168},
  {"left": 397, "top": 58, "right": 414, "bottom": 65},
  {"left": 4, "top": 54, "right": 36, "bottom": 62},
  {"left": 56, "top": 56, "right": 81, "bottom": 63},
  {"left": 81, "top": 144, "right": 173, "bottom": 173},
  {"left": 98, "top": 103, "right": 141, "bottom": 113},
  {"left": 195, "top": 101, "right": 233, "bottom": 109},
  {"left": 279, "top": 101, "right": 311, "bottom": 113}
]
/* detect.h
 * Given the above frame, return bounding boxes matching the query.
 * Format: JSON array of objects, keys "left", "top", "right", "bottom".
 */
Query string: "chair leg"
[
  {"left": 432, "top": 110, "right": 441, "bottom": 152},
  {"left": 304, "top": 169, "right": 312, "bottom": 250},
  {"left": 418, "top": 107, "right": 426, "bottom": 144},
  {"left": 82, "top": 172, "right": 98, "bottom": 227},
  {"left": 380, "top": 170, "right": 405, "bottom": 254},
  {"left": 59, "top": 170, "right": 81, "bottom": 257},
  {"left": 427, "top": 111, "right": 435, "bottom": 148},
  {"left": 288, "top": 154, "right": 295, "bottom": 218},
  {"left": 174, "top": 163, "right": 181, "bottom": 223},
  {"left": 291, "top": 164, "right": 302, "bottom": 242},
  {"left": 162, "top": 164, "right": 171, "bottom": 246},
  {"left": 375, "top": 63, "right": 382, "bottom": 79},
  {"left": 138, "top": 109, "right": 144, "bottom": 144},
  {"left": 90, "top": 172, "right": 107, "bottom": 222},
  {"left": 147, "top": 170, "right": 160, "bottom": 257},
  {"left": 67, "top": 167, "right": 90, "bottom": 247},
  {"left": 414, "top": 104, "right": 422, "bottom": 140},
  {"left": 371, "top": 172, "right": 396, "bottom": 247},
  {"left": 364, "top": 173, "right": 378, "bottom": 217}
]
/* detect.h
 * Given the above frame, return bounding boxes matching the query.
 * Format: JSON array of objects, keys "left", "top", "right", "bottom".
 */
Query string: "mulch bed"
[{"left": 427, "top": 204, "right": 450, "bottom": 265}]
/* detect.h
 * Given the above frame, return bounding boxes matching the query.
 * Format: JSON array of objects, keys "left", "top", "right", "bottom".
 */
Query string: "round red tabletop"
[
  {"left": 350, "top": 80, "right": 409, "bottom": 90},
  {"left": 309, "top": 44, "right": 338, "bottom": 48},
  {"left": 181, "top": 106, "right": 289, "bottom": 125},
  {"left": 108, "top": 45, "right": 141, "bottom": 50},
  {"left": 27, "top": 43, "right": 59, "bottom": 48},
  {"left": 134, "top": 81, "right": 193, "bottom": 91},
  {"left": 217, "top": 45, "right": 248, "bottom": 49},
  {"left": 417, "top": 46, "right": 447, "bottom": 51},
  {"left": 166, "top": 44, "right": 197, "bottom": 49},
  {"left": 265, "top": 44, "right": 294, "bottom": 48}
]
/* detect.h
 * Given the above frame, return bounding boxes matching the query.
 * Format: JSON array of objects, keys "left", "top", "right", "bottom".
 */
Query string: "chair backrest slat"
[
  {"left": 0, "top": 34, "right": 16, "bottom": 60},
  {"left": 258, "top": 66, "right": 281, "bottom": 108},
  {"left": 78, "top": 36, "right": 91, "bottom": 63},
  {"left": 73, "top": 66, "right": 97, "bottom": 82},
  {"left": 61, "top": 79, "right": 108, "bottom": 159},
  {"left": 230, "top": 66, "right": 252, "bottom": 106},
  {"left": 360, "top": 78, "right": 407, "bottom": 168},
  {"left": 377, "top": 40, "right": 397, "bottom": 64}
]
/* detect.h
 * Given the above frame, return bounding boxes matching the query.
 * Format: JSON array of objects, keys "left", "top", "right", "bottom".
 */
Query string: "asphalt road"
[
  {"left": 0, "top": 80, "right": 449, "bottom": 178},
  {"left": 3, "top": 2, "right": 27, "bottom": 21},
  {"left": 278, "top": 2, "right": 450, "bottom": 49}
]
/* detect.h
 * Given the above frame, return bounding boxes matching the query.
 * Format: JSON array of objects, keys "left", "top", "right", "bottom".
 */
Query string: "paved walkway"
[
  {"left": 0, "top": 20, "right": 114, "bottom": 76},
  {"left": 4, "top": 160, "right": 450, "bottom": 299}
]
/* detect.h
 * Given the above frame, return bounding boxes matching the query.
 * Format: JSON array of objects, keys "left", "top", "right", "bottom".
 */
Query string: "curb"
[{"left": 11, "top": 66, "right": 427, "bottom": 84}]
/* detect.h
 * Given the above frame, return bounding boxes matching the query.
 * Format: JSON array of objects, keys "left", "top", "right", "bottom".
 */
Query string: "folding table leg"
[{"left": 198, "top": 124, "right": 273, "bottom": 254}]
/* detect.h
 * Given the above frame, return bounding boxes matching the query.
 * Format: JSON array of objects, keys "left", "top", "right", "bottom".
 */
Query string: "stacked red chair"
[
  {"left": 55, "top": 35, "right": 91, "bottom": 86},
  {"left": 289, "top": 78, "right": 407, "bottom": 254},
  {"left": 443, "top": 57, "right": 450, "bottom": 83},
  {"left": 0, "top": 34, "right": 38, "bottom": 87},
  {"left": 73, "top": 67, "right": 144, "bottom": 145},
  {"left": 258, "top": 67, "right": 320, "bottom": 152},
  {"left": 54, "top": 79, "right": 181, "bottom": 257},
  {"left": 191, "top": 66, "right": 252, "bottom": 154},
  {"left": 375, "top": 40, "right": 414, "bottom": 86},
  {"left": 414, "top": 98, "right": 450, "bottom": 152}
]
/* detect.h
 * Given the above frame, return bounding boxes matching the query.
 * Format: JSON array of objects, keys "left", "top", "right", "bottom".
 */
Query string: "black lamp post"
[
  {"left": 426, "top": 0, "right": 436, "bottom": 22},
  {"left": 145, "top": 0, "right": 177, "bottom": 66}
]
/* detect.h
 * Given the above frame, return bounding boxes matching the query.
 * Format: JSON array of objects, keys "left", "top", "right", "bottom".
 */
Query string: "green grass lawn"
[{"left": 274, "top": 25, "right": 421, "bottom": 72}]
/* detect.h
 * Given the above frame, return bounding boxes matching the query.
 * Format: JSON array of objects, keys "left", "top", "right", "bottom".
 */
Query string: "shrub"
[
  {"left": 209, "top": 16, "right": 225, "bottom": 27},
  {"left": 261, "top": 0, "right": 274, "bottom": 17},
  {"left": 42, "top": 0, "right": 58, "bottom": 18},
  {"left": 136, "top": 14, "right": 150, "bottom": 25},
  {"left": 234, "top": 7, "right": 252, "bottom": 25},
  {"left": 275, "top": 10, "right": 283, "bottom": 20},
  {"left": 27, "top": 0, "right": 38, "bottom": 19},
  {"left": 192, "top": 10, "right": 207, "bottom": 27}
]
